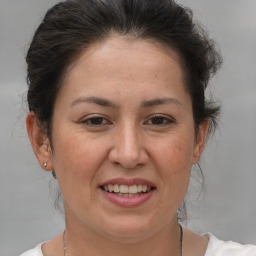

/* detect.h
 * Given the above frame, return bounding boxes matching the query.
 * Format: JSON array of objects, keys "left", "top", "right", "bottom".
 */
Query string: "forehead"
[
  {"left": 65, "top": 36, "right": 185, "bottom": 84},
  {"left": 56, "top": 36, "right": 189, "bottom": 108}
]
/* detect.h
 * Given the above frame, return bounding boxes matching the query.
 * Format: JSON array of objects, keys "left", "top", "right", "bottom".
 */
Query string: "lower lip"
[{"left": 100, "top": 189, "right": 154, "bottom": 207}]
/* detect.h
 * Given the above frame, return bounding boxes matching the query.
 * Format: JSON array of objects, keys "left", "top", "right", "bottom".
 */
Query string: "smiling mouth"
[{"left": 100, "top": 184, "right": 155, "bottom": 197}]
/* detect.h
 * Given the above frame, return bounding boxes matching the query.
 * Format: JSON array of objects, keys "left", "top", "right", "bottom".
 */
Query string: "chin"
[{"left": 95, "top": 215, "right": 160, "bottom": 243}]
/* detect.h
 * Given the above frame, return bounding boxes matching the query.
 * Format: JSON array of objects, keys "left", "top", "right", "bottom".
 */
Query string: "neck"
[{"left": 64, "top": 217, "right": 181, "bottom": 256}]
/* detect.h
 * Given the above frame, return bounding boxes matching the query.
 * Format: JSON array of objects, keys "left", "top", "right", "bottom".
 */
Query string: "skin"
[{"left": 27, "top": 37, "right": 209, "bottom": 256}]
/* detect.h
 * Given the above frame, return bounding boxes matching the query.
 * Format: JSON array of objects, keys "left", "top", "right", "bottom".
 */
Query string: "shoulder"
[
  {"left": 19, "top": 243, "right": 44, "bottom": 256},
  {"left": 204, "top": 233, "right": 256, "bottom": 256}
]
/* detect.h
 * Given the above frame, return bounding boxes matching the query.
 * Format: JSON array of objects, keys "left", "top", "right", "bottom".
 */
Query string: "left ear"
[
  {"left": 26, "top": 112, "right": 54, "bottom": 171},
  {"left": 192, "top": 119, "right": 209, "bottom": 164}
]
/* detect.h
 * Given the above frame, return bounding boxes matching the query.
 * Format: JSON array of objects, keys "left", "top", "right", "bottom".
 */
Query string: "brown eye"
[
  {"left": 82, "top": 116, "right": 111, "bottom": 126},
  {"left": 145, "top": 115, "right": 174, "bottom": 126}
]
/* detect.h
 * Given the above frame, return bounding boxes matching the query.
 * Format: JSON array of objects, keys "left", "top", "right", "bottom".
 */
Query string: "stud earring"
[{"left": 43, "top": 162, "right": 47, "bottom": 168}]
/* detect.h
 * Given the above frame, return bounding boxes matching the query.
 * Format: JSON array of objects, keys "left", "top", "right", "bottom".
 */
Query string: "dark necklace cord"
[
  {"left": 179, "top": 223, "right": 183, "bottom": 256},
  {"left": 63, "top": 224, "right": 183, "bottom": 256}
]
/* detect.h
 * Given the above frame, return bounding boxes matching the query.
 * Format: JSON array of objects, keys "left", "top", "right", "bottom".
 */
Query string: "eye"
[
  {"left": 144, "top": 115, "right": 174, "bottom": 126},
  {"left": 82, "top": 116, "right": 111, "bottom": 126}
]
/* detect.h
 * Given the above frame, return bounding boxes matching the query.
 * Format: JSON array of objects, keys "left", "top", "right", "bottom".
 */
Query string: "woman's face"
[{"left": 46, "top": 37, "right": 207, "bottom": 241}]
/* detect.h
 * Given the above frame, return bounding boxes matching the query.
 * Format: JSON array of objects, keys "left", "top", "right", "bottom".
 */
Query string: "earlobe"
[
  {"left": 26, "top": 112, "right": 53, "bottom": 171},
  {"left": 193, "top": 119, "right": 209, "bottom": 164}
]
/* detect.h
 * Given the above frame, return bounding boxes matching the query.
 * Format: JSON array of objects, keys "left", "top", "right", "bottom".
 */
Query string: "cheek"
[
  {"left": 51, "top": 130, "right": 106, "bottom": 184},
  {"left": 155, "top": 134, "right": 194, "bottom": 174},
  {"left": 153, "top": 135, "right": 194, "bottom": 204},
  {"left": 51, "top": 130, "right": 109, "bottom": 213}
]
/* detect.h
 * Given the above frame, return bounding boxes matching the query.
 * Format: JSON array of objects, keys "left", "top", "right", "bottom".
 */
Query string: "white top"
[
  {"left": 204, "top": 234, "right": 256, "bottom": 256},
  {"left": 20, "top": 242, "right": 44, "bottom": 256},
  {"left": 20, "top": 234, "right": 256, "bottom": 256}
]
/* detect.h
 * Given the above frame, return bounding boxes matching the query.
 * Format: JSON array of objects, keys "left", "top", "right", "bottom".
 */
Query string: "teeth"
[
  {"left": 117, "top": 193, "right": 141, "bottom": 197},
  {"left": 128, "top": 185, "right": 137, "bottom": 193},
  {"left": 120, "top": 185, "right": 128, "bottom": 193},
  {"left": 103, "top": 184, "right": 152, "bottom": 194},
  {"left": 108, "top": 184, "right": 114, "bottom": 192},
  {"left": 113, "top": 184, "right": 119, "bottom": 193},
  {"left": 142, "top": 185, "right": 147, "bottom": 192}
]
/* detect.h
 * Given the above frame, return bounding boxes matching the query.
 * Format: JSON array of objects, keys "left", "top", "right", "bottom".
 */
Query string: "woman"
[{"left": 22, "top": 0, "right": 256, "bottom": 255}]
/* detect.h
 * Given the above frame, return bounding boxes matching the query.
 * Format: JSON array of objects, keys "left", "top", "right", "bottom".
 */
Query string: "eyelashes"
[
  {"left": 144, "top": 115, "right": 174, "bottom": 126},
  {"left": 81, "top": 114, "right": 175, "bottom": 128},
  {"left": 81, "top": 116, "right": 112, "bottom": 126}
]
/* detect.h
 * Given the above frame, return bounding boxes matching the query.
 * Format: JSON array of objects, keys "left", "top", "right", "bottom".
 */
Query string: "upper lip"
[{"left": 100, "top": 177, "right": 156, "bottom": 187}]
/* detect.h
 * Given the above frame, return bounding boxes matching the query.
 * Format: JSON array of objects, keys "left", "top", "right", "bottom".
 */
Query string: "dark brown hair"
[
  {"left": 26, "top": 0, "right": 222, "bottom": 219},
  {"left": 26, "top": 0, "right": 222, "bottom": 140}
]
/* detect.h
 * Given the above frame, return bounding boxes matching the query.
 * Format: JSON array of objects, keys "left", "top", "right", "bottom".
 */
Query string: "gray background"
[{"left": 0, "top": 0, "right": 255, "bottom": 255}]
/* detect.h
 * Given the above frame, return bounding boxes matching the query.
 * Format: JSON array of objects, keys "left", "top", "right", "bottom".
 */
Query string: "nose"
[{"left": 108, "top": 124, "right": 149, "bottom": 169}]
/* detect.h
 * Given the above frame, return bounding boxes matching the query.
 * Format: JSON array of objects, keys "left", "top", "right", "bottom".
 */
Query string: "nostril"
[{"left": 109, "top": 150, "right": 148, "bottom": 166}]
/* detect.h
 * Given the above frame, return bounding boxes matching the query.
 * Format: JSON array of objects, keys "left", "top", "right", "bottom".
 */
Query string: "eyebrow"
[
  {"left": 71, "top": 96, "right": 181, "bottom": 108},
  {"left": 141, "top": 97, "right": 182, "bottom": 108},
  {"left": 71, "top": 96, "right": 118, "bottom": 108}
]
